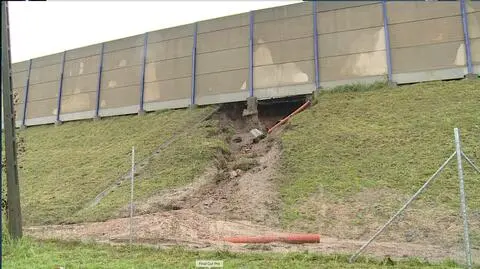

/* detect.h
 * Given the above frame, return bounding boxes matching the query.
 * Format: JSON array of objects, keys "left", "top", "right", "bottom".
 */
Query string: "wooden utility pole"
[{"left": 1, "top": 1, "right": 23, "bottom": 239}]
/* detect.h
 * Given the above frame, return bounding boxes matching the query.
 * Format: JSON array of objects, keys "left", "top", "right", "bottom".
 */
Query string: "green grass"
[
  {"left": 76, "top": 117, "right": 229, "bottom": 222},
  {"left": 2, "top": 237, "right": 463, "bottom": 269},
  {"left": 7, "top": 106, "right": 228, "bottom": 225},
  {"left": 323, "top": 80, "right": 389, "bottom": 94},
  {"left": 279, "top": 80, "right": 480, "bottom": 235},
  {"left": 3, "top": 79, "right": 480, "bottom": 266}
]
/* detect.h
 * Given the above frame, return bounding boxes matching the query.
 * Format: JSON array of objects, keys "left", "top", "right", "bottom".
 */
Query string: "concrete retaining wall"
[
  {"left": 196, "top": 13, "right": 250, "bottom": 105},
  {"left": 468, "top": 2, "right": 480, "bottom": 74},
  {"left": 253, "top": 3, "right": 314, "bottom": 99},
  {"left": 317, "top": 2, "right": 386, "bottom": 87},
  {"left": 145, "top": 24, "right": 193, "bottom": 111},
  {"left": 9, "top": 1, "right": 479, "bottom": 127},
  {"left": 388, "top": 2, "right": 465, "bottom": 83}
]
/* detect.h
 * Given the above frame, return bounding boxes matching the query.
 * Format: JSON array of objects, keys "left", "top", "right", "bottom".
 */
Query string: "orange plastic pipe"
[
  {"left": 267, "top": 100, "right": 311, "bottom": 134},
  {"left": 223, "top": 234, "right": 320, "bottom": 244},
  {"left": 280, "top": 234, "right": 321, "bottom": 244},
  {"left": 224, "top": 235, "right": 279, "bottom": 244}
]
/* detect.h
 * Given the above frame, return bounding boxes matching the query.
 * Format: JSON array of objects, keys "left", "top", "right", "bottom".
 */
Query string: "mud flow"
[{"left": 136, "top": 99, "right": 304, "bottom": 227}]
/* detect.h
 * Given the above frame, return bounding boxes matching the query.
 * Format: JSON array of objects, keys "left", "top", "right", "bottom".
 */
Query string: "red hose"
[
  {"left": 267, "top": 100, "right": 311, "bottom": 134},
  {"left": 223, "top": 234, "right": 320, "bottom": 244}
]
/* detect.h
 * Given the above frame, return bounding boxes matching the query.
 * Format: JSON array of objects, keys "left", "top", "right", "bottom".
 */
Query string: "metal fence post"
[
  {"left": 94, "top": 43, "right": 105, "bottom": 120},
  {"left": 21, "top": 59, "right": 32, "bottom": 128},
  {"left": 381, "top": 0, "right": 394, "bottom": 84},
  {"left": 313, "top": 1, "right": 320, "bottom": 90},
  {"left": 191, "top": 22, "right": 198, "bottom": 106},
  {"left": 138, "top": 32, "right": 148, "bottom": 115},
  {"left": 349, "top": 152, "right": 456, "bottom": 263},
  {"left": 55, "top": 51, "right": 67, "bottom": 124},
  {"left": 460, "top": 0, "right": 474, "bottom": 76},
  {"left": 249, "top": 11, "right": 254, "bottom": 97},
  {"left": 130, "top": 146, "right": 135, "bottom": 244},
  {"left": 454, "top": 128, "right": 473, "bottom": 269}
]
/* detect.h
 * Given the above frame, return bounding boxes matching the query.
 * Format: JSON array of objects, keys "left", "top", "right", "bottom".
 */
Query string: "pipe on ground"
[
  {"left": 223, "top": 234, "right": 320, "bottom": 244},
  {"left": 267, "top": 100, "right": 311, "bottom": 134}
]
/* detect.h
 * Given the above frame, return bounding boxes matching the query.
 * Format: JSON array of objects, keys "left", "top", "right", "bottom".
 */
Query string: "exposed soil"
[
  {"left": 26, "top": 209, "right": 475, "bottom": 263},
  {"left": 23, "top": 100, "right": 480, "bottom": 264},
  {"left": 297, "top": 187, "right": 480, "bottom": 248},
  {"left": 124, "top": 103, "right": 283, "bottom": 228}
]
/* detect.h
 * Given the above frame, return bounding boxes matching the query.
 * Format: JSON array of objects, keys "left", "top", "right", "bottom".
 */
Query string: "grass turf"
[
  {"left": 2, "top": 237, "right": 462, "bottom": 269},
  {"left": 2, "top": 79, "right": 480, "bottom": 266},
  {"left": 7, "top": 106, "right": 227, "bottom": 225},
  {"left": 279, "top": 80, "right": 480, "bottom": 241}
]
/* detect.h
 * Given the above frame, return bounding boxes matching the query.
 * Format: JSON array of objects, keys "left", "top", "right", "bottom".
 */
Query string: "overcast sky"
[{"left": 8, "top": 1, "right": 300, "bottom": 63}]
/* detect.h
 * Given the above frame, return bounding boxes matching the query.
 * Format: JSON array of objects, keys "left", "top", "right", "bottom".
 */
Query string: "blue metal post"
[
  {"left": 95, "top": 43, "right": 105, "bottom": 119},
  {"left": 313, "top": 1, "right": 320, "bottom": 89},
  {"left": 56, "top": 51, "right": 66, "bottom": 124},
  {"left": 381, "top": 0, "right": 393, "bottom": 83},
  {"left": 21, "top": 59, "right": 32, "bottom": 127},
  {"left": 249, "top": 11, "right": 254, "bottom": 97},
  {"left": 460, "top": 0, "right": 474, "bottom": 75},
  {"left": 191, "top": 22, "right": 198, "bottom": 106},
  {"left": 139, "top": 32, "right": 148, "bottom": 114}
]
